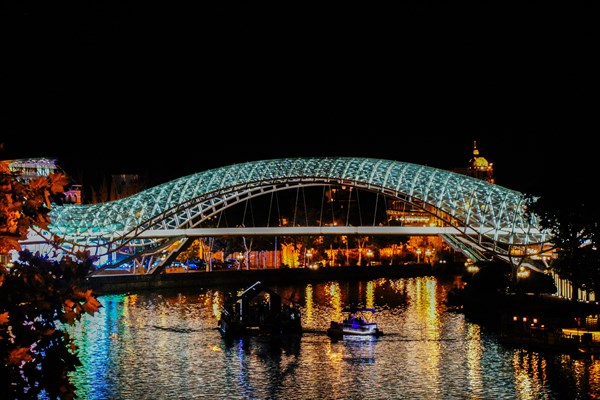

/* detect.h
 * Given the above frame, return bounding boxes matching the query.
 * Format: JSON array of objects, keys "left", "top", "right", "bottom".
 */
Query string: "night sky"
[{"left": 3, "top": 2, "right": 596, "bottom": 198}]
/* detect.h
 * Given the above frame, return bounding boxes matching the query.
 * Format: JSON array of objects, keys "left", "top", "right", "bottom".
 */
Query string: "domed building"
[
  {"left": 454, "top": 141, "right": 495, "bottom": 184},
  {"left": 469, "top": 141, "right": 494, "bottom": 183}
]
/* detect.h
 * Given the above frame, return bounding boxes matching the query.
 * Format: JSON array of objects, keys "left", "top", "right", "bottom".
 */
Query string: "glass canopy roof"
[{"left": 48, "top": 157, "right": 548, "bottom": 256}]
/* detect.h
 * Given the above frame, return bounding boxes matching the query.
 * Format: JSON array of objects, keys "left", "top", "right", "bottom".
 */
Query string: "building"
[
  {"left": 452, "top": 141, "right": 495, "bottom": 183},
  {"left": 5, "top": 157, "right": 63, "bottom": 181},
  {"left": 3, "top": 157, "right": 82, "bottom": 204}
]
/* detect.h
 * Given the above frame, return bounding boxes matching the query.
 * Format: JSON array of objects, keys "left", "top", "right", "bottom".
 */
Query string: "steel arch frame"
[{"left": 46, "top": 157, "right": 549, "bottom": 265}]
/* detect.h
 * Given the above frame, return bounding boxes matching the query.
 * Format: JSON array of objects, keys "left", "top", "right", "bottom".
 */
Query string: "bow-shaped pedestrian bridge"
[{"left": 42, "top": 157, "right": 550, "bottom": 274}]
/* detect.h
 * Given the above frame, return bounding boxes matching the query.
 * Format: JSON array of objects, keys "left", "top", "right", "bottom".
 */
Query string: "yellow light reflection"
[
  {"left": 425, "top": 279, "right": 437, "bottom": 335},
  {"left": 212, "top": 291, "right": 222, "bottom": 320},
  {"left": 414, "top": 277, "right": 439, "bottom": 341},
  {"left": 304, "top": 284, "right": 315, "bottom": 325},
  {"left": 327, "top": 282, "right": 342, "bottom": 321},
  {"left": 326, "top": 347, "right": 344, "bottom": 363},
  {"left": 512, "top": 351, "right": 548, "bottom": 397},
  {"left": 388, "top": 278, "right": 407, "bottom": 293},
  {"left": 366, "top": 281, "right": 375, "bottom": 309},
  {"left": 466, "top": 324, "right": 483, "bottom": 394},
  {"left": 589, "top": 361, "right": 600, "bottom": 393},
  {"left": 406, "top": 277, "right": 442, "bottom": 390},
  {"left": 128, "top": 294, "right": 138, "bottom": 306}
]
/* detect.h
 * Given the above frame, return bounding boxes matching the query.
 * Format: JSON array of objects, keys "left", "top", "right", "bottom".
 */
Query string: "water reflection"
[{"left": 55, "top": 276, "right": 600, "bottom": 399}]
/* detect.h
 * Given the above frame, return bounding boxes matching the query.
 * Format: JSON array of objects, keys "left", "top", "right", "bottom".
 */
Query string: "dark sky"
[{"left": 2, "top": 2, "right": 596, "bottom": 198}]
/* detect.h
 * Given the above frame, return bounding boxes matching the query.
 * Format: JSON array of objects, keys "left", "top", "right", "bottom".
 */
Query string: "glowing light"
[
  {"left": 517, "top": 266, "right": 530, "bottom": 278},
  {"left": 467, "top": 265, "right": 479, "bottom": 273}
]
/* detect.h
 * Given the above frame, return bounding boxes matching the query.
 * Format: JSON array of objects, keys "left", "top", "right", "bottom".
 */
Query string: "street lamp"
[
  {"left": 306, "top": 249, "right": 312, "bottom": 267},
  {"left": 425, "top": 248, "right": 432, "bottom": 264},
  {"left": 366, "top": 249, "right": 373, "bottom": 266},
  {"left": 516, "top": 266, "right": 530, "bottom": 279},
  {"left": 237, "top": 253, "right": 244, "bottom": 270},
  {"left": 416, "top": 248, "right": 422, "bottom": 263},
  {"left": 465, "top": 259, "right": 479, "bottom": 274}
]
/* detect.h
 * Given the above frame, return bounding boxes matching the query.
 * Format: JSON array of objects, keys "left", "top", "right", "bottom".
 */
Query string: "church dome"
[
  {"left": 471, "top": 141, "right": 490, "bottom": 169},
  {"left": 473, "top": 156, "right": 489, "bottom": 168}
]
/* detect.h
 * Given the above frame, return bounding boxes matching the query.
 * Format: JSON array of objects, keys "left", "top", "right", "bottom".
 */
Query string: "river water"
[{"left": 62, "top": 276, "right": 600, "bottom": 399}]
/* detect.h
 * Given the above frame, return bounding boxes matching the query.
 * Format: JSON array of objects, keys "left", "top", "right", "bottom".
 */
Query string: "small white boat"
[{"left": 327, "top": 307, "right": 383, "bottom": 338}]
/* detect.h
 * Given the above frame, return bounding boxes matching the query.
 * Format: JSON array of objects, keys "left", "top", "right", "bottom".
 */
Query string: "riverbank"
[
  {"left": 497, "top": 294, "right": 600, "bottom": 355},
  {"left": 459, "top": 289, "right": 600, "bottom": 355},
  {"left": 498, "top": 325, "right": 600, "bottom": 356},
  {"left": 85, "top": 264, "right": 435, "bottom": 294}
]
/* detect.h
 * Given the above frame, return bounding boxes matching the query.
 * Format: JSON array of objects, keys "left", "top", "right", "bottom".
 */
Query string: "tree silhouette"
[
  {"left": 1, "top": 161, "right": 101, "bottom": 399},
  {"left": 526, "top": 193, "right": 600, "bottom": 301}
]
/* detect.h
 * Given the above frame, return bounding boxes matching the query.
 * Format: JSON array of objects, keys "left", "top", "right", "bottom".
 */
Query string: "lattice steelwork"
[{"left": 48, "top": 157, "right": 548, "bottom": 259}]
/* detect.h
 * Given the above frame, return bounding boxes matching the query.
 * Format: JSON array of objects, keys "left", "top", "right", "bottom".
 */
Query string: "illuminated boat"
[{"left": 326, "top": 307, "right": 384, "bottom": 338}]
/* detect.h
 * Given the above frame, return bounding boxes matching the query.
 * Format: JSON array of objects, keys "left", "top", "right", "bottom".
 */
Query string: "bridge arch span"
[{"left": 45, "top": 157, "right": 548, "bottom": 265}]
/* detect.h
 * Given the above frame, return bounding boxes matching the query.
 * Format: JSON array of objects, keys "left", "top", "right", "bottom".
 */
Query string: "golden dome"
[{"left": 473, "top": 156, "right": 489, "bottom": 168}]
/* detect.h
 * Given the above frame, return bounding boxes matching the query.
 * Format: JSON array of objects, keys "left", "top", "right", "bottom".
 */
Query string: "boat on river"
[
  {"left": 218, "top": 281, "right": 302, "bottom": 337},
  {"left": 326, "top": 306, "right": 384, "bottom": 338}
]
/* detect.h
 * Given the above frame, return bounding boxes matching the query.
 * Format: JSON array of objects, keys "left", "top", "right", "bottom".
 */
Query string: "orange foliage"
[{"left": 7, "top": 347, "right": 32, "bottom": 365}]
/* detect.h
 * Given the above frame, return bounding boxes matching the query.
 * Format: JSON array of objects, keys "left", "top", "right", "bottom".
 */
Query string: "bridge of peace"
[{"left": 21, "top": 156, "right": 555, "bottom": 283}]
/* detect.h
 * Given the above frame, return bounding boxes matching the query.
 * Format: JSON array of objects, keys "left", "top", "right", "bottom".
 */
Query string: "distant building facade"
[
  {"left": 4, "top": 157, "right": 82, "bottom": 204},
  {"left": 6, "top": 157, "right": 62, "bottom": 181}
]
